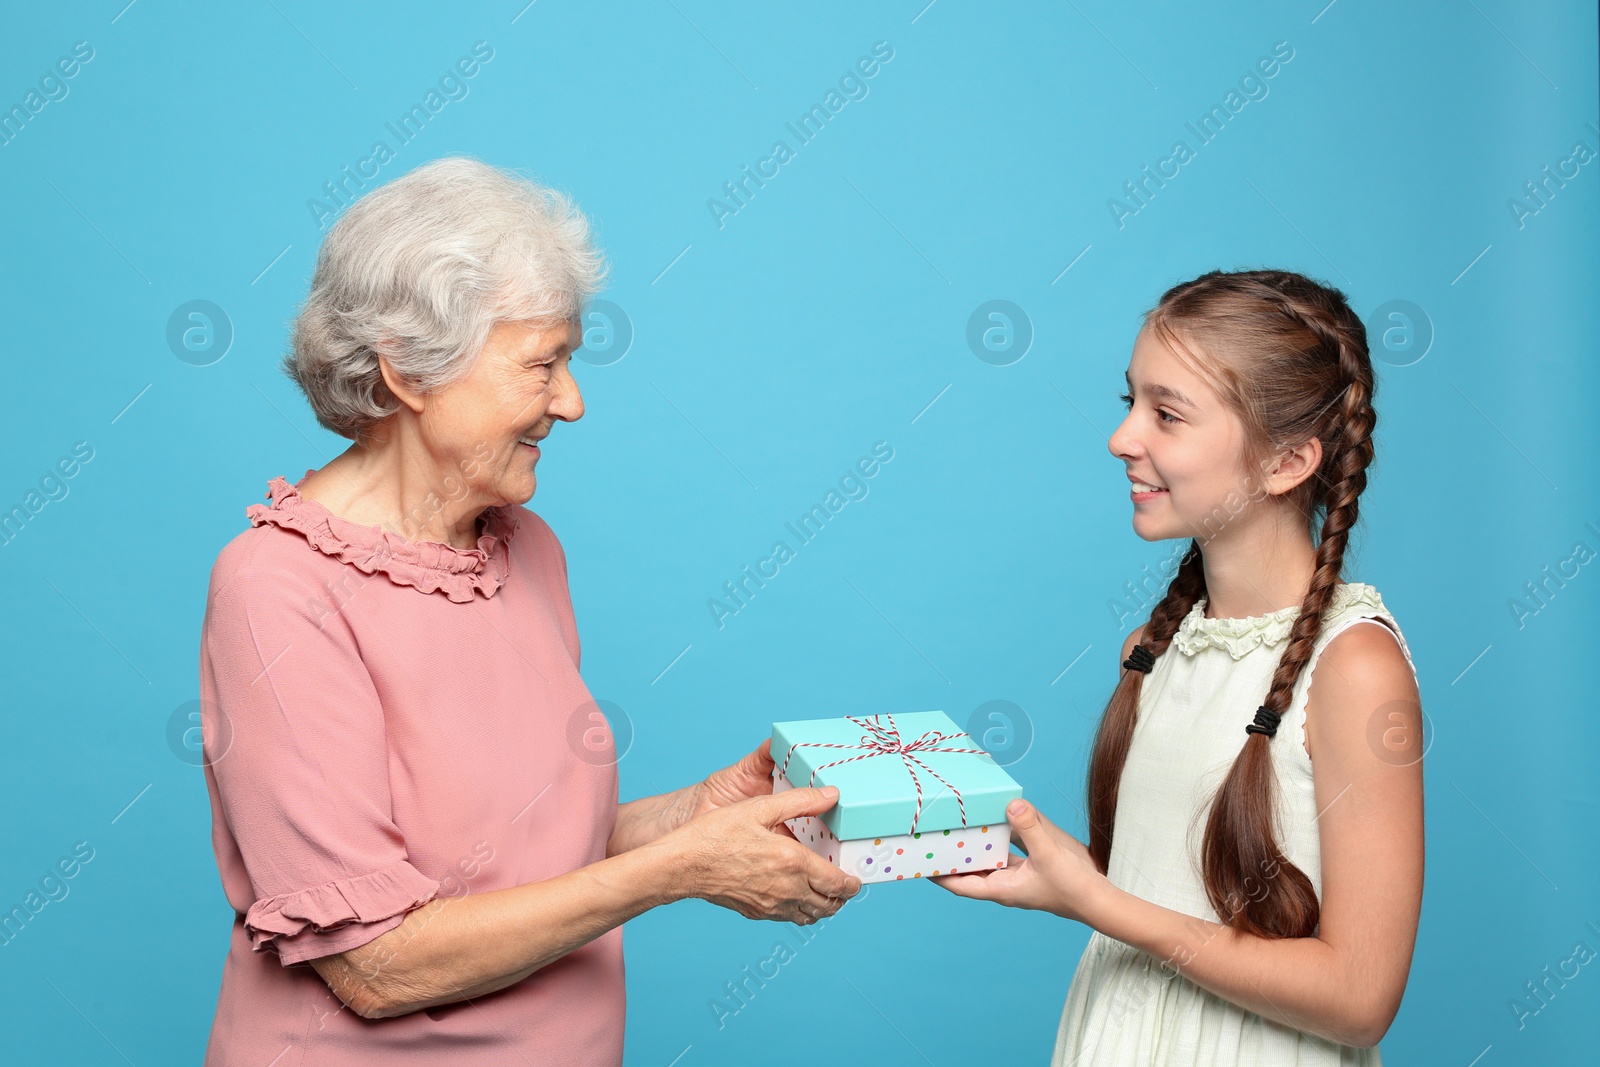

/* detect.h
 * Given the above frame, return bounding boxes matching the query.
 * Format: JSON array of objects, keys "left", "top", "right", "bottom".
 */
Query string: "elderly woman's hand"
[
  {"left": 693, "top": 738, "right": 779, "bottom": 815},
  {"left": 667, "top": 785, "right": 862, "bottom": 925}
]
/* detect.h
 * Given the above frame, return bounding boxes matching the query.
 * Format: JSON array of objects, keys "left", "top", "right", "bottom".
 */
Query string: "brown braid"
[
  {"left": 1086, "top": 540, "right": 1205, "bottom": 875},
  {"left": 1086, "top": 269, "right": 1377, "bottom": 939}
]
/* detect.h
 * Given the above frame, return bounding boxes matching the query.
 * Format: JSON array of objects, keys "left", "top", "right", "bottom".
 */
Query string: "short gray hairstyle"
[{"left": 284, "top": 157, "right": 607, "bottom": 441}]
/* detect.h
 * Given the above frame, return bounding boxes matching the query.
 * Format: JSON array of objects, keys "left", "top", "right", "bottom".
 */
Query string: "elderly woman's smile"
[
  {"left": 291, "top": 317, "right": 586, "bottom": 552},
  {"left": 501, "top": 318, "right": 585, "bottom": 469},
  {"left": 409, "top": 316, "right": 587, "bottom": 519}
]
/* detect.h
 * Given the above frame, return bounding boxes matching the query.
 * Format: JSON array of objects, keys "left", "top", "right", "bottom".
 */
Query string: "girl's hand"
[
  {"left": 693, "top": 738, "right": 779, "bottom": 816},
  {"left": 931, "top": 798, "right": 1113, "bottom": 925}
]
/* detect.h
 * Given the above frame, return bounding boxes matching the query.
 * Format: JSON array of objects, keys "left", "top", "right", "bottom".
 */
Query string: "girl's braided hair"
[{"left": 1086, "top": 269, "right": 1376, "bottom": 938}]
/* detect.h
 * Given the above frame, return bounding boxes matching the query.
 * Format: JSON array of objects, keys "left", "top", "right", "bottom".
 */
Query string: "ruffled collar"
[
  {"left": 245, "top": 471, "right": 519, "bottom": 603},
  {"left": 1171, "top": 582, "right": 1384, "bottom": 660}
]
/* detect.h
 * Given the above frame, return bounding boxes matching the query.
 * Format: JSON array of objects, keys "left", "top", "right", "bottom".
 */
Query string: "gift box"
[{"left": 770, "top": 711, "right": 1023, "bottom": 884}]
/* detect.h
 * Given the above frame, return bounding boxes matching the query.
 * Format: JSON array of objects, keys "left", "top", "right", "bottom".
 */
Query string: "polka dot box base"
[{"left": 772, "top": 770, "right": 1012, "bottom": 883}]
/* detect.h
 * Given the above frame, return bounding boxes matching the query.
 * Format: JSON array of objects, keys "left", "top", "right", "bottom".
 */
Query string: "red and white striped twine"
[{"left": 779, "top": 713, "right": 987, "bottom": 835}]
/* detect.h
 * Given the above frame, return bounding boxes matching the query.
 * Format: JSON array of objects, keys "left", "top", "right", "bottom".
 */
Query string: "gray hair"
[{"left": 284, "top": 156, "right": 607, "bottom": 441}]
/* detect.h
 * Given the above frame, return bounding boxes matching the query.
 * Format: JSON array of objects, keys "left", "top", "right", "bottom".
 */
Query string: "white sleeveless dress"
[{"left": 1052, "top": 582, "right": 1418, "bottom": 1066}]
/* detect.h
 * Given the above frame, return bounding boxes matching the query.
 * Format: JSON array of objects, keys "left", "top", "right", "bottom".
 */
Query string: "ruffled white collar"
[{"left": 1171, "top": 582, "right": 1385, "bottom": 660}]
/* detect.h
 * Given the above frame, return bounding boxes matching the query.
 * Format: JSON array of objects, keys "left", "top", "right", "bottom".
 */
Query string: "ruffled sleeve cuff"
[{"left": 244, "top": 860, "right": 441, "bottom": 966}]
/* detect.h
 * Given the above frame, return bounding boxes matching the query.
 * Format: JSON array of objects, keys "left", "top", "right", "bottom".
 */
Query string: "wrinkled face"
[
  {"left": 417, "top": 318, "right": 584, "bottom": 510},
  {"left": 1107, "top": 324, "right": 1256, "bottom": 544}
]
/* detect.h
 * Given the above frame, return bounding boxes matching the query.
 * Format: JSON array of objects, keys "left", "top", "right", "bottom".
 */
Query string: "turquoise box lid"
[{"left": 770, "top": 710, "right": 1023, "bottom": 839}]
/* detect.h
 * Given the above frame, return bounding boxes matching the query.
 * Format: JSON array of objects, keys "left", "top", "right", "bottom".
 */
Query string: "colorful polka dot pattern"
[{"left": 771, "top": 770, "right": 1014, "bottom": 884}]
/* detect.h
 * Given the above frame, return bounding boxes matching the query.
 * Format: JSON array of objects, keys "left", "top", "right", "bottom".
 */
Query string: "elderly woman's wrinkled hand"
[
  {"left": 670, "top": 785, "right": 862, "bottom": 925},
  {"left": 692, "top": 738, "right": 779, "bottom": 816}
]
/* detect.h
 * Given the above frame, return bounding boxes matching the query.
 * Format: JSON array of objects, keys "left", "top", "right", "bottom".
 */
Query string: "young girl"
[{"left": 935, "top": 269, "right": 1424, "bottom": 1063}]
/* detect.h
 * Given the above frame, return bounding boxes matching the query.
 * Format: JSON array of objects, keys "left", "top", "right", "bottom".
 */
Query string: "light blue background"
[{"left": 1, "top": 1, "right": 1596, "bottom": 1063}]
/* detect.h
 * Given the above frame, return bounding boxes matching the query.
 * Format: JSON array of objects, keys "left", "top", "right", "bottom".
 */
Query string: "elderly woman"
[{"left": 198, "top": 157, "right": 860, "bottom": 1064}]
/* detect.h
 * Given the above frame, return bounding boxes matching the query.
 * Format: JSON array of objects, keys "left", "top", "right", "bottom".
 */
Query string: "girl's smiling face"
[{"left": 1108, "top": 324, "right": 1255, "bottom": 543}]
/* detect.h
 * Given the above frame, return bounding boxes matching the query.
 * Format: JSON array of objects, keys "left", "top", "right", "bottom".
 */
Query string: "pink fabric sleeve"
[{"left": 205, "top": 566, "right": 441, "bottom": 965}]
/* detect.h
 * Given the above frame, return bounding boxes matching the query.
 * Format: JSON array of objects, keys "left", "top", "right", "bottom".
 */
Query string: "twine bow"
[{"left": 779, "top": 713, "right": 988, "bottom": 834}]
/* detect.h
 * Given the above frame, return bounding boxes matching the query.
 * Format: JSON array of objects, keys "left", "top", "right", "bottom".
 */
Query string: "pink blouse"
[{"left": 198, "top": 472, "right": 624, "bottom": 1065}]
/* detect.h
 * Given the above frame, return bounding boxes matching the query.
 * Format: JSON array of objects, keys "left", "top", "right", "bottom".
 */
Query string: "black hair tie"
[
  {"left": 1123, "top": 645, "right": 1155, "bottom": 673},
  {"left": 1245, "top": 705, "right": 1281, "bottom": 738}
]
